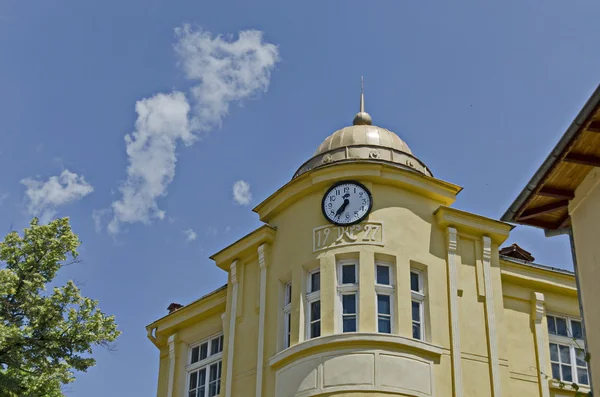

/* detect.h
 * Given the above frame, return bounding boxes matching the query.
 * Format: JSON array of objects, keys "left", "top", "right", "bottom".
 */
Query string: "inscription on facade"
[{"left": 312, "top": 222, "right": 384, "bottom": 252}]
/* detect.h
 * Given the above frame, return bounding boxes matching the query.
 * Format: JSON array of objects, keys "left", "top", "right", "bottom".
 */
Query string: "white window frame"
[
  {"left": 187, "top": 333, "right": 224, "bottom": 397},
  {"left": 410, "top": 269, "right": 425, "bottom": 340},
  {"left": 306, "top": 269, "right": 321, "bottom": 339},
  {"left": 375, "top": 261, "right": 394, "bottom": 334},
  {"left": 283, "top": 281, "right": 292, "bottom": 349},
  {"left": 547, "top": 314, "right": 589, "bottom": 386},
  {"left": 337, "top": 259, "right": 359, "bottom": 333}
]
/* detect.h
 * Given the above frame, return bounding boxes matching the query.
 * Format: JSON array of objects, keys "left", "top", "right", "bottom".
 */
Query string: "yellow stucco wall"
[
  {"left": 147, "top": 163, "right": 586, "bottom": 397},
  {"left": 570, "top": 167, "right": 600, "bottom": 396}
]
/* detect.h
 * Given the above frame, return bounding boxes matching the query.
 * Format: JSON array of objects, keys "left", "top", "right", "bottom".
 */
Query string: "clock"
[{"left": 322, "top": 181, "right": 372, "bottom": 226}]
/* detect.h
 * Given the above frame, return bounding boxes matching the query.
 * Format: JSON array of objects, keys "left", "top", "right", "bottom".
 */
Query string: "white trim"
[
  {"left": 410, "top": 269, "right": 425, "bottom": 340},
  {"left": 337, "top": 259, "right": 359, "bottom": 333},
  {"left": 532, "top": 292, "right": 551, "bottom": 397},
  {"left": 306, "top": 269, "right": 321, "bottom": 339},
  {"left": 283, "top": 281, "right": 292, "bottom": 349},
  {"left": 255, "top": 244, "right": 269, "bottom": 397},
  {"left": 482, "top": 236, "right": 502, "bottom": 397},
  {"left": 375, "top": 261, "right": 394, "bottom": 334},
  {"left": 225, "top": 261, "right": 239, "bottom": 397},
  {"left": 446, "top": 227, "right": 463, "bottom": 397},
  {"left": 167, "top": 333, "right": 176, "bottom": 397}
]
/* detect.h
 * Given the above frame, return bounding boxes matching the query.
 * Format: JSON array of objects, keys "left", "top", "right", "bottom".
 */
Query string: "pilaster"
[
  {"left": 482, "top": 236, "right": 502, "bottom": 397},
  {"left": 446, "top": 227, "right": 463, "bottom": 397},
  {"left": 532, "top": 292, "right": 551, "bottom": 397}
]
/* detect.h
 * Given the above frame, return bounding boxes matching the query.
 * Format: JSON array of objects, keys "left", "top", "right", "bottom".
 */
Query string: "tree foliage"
[{"left": 0, "top": 218, "right": 120, "bottom": 397}]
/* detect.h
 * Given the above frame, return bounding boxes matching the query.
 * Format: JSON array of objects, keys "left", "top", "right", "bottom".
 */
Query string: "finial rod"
[{"left": 360, "top": 76, "right": 365, "bottom": 113}]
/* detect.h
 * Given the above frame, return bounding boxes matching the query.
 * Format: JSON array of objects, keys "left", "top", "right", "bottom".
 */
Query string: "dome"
[{"left": 293, "top": 86, "right": 431, "bottom": 179}]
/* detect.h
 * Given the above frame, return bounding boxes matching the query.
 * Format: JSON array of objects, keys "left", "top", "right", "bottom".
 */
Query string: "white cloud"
[
  {"left": 183, "top": 228, "right": 197, "bottom": 242},
  {"left": 206, "top": 226, "right": 218, "bottom": 236},
  {"left": 21, "top": 170, "right": 94, "bottom": 223},
  {"left": 224, "top": 226, "right": 231, "bottom": 233},
  {"left": 0, "top": 193, "right": 8, "bottom": 206},
  {"left": 103, "top": 26, "right": 279, "bottom": 234},
  {"left": 232, "top": 180, "right": 252, "bottom": 205},
  {"left": 174, "top": 25, "right": 280, "bottom": 132},
  {"left": 107, "top": 92, "right": 192, "bottom": 235}
]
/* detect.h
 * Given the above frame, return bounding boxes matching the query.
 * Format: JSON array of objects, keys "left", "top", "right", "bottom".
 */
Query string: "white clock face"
[{"left": 322, "top": 182, "right": 372, "bottom": 225}]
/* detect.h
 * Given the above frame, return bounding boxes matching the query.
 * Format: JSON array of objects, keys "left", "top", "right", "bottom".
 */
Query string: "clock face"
[{"left": 322, "top": 181, "right": 372, "bottom": 226}]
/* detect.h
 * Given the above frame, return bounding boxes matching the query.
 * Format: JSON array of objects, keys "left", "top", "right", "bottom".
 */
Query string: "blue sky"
[{"left": 1, "top": 0, "right": 600, "bottom": 395}]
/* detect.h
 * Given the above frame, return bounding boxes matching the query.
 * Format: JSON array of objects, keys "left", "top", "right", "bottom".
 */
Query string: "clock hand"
[{"left": 335, "top": 198, "right": 350, "bottom": 217}]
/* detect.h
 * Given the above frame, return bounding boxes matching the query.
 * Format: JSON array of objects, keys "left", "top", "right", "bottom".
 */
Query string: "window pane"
[
  {"left": 189, "top": 391, "right": 196, "bottom": 397},
  {"left": 311, "top": 272, "right": 320, "bottom": 292},
  {"left": 342, "top": 294, "right": 356, "bottom": 314},
  {"left": 412, "top": 301, "right": 421, "bottom": 322},
  {"left": 577, "top": 367, "right": 589, "bottom": 385},
  {"left": 547, "top": 316, "right": 557, "bottom": 335},
  {"left": 378, "top": 316, "right": 391, "bottom": 334},
  {"left": 210, "top": 337, "right": 221, "bottom": 355},
  {"left": 550, "top": 344, "right": 559, "bottom": 362},
  {"left": 412, "top": 322, "right": 421, "bottom": 339},
  {"left": 556, "top": 317, "right": 568, "bottom": 336},
  {"left": 209, "top": 363, "right": 219, "bottom": 382},
  {"left": 285, "top": 283, "right": 292, "bottom": 305},
  {"left": 199, "top": 387, "right": 205, "bottom": 397},
  {"left": 198, "top": 369, "right": 206, "bottom": 389},
  {"left": 559, "top": 345, "right": 571, "bottom": 364},
  {"left": 342, "top": 264, "right": 356, "bottom": 284},
  {"left": 575, "top": 348, "right": 587, "bottom": 367},
  {"left": 343, "top": 316, "right": 357, "bottom": 332},
  {"left": 311, "top": 301, "right": 321, "bottom": 321},
  {"left": 551, "top": 363, "right": 561, "bottom": 380},
  {"left": 311, "top": 320, "right": 321, "bottom": 338},
  {"left": 189, "top": 371, "right": 198, "bottom": 390},
  {"left": 571, "top": 320, "right": 583, "bottom": 339},
  {"left": 377, "top": 294, "right": 390, "bottom": 315},
  {"left": 410, "top": 272, "right": 420, "bottom": 292},
  {"left": 191, "top": 346, "right": 199, "bottom": 364},
  {"left": 561, "top": 365, "right": 572, "bottom": 382},
  {"left": 200, "top": 343, "right": 208, "bottom": 361},
  {"left": 376, "top": 265, "right": 390, "bottom": 285}
]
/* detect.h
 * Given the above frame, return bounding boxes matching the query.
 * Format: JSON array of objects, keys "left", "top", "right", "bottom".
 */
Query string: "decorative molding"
[
  {"left": 446, "top": 227, "right": 463, "bottom": 397},
  {"left": 225, "top": 260, "right": 240, "bottom": 397},
  {"left": 255, "top": 244, "right": 270, "bottom": 397},
  {"left": 312, "top": 222, "right": 384, "bottom": 252},
  {"left": 531, "top": 292, "right": 550, "bottom": 397},
  {"left": 167, "top": 333, "right": 177, "bottom": 397},
  {"left": 482, "top": 236, "right": 502, "bottom": 397}
]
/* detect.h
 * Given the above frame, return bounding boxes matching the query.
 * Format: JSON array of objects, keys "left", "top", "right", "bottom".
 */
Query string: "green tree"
[{"left": 0, "top": 217, "right": 120, "bottom": 397}]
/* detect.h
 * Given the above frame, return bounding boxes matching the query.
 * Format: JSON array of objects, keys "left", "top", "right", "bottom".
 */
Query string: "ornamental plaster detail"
[
  {"left": 446, "top": 227, "right": 463, "bottom": 397},
  {"left": 482, "top": 236, "right": 502, "bottom": 397}
]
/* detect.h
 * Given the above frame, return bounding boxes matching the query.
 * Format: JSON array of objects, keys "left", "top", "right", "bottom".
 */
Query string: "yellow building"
[
  {"left": 147, "top": 93, "right": 590, "bottom": 397},
  {"left": 502, "top": 83, "right": 600, "bottom": 396}
]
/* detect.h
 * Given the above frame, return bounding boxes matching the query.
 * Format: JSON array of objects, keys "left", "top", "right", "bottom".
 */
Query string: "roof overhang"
[{"left": 501, "top": 83, "right": 600, "bottom": 231}]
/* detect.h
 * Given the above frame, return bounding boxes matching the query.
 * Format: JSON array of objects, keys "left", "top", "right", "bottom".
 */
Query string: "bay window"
[
  {"left": 337, "top": 260, "right": 359, "bottom": 333},
  {"left": 307, "top": 270, "right": 321, "bottom": 339},
  {"left": 187, "top": 333, "right": 223, "bottom": 397},
  {"left": 410, "top": 270, "right": 425, "bottom": 340},
  {"left": 547, "top": 314, "right": 589, "bottom": 386},
  {"left": 375, "top": 262, "right": 394, "bottom": 334}
]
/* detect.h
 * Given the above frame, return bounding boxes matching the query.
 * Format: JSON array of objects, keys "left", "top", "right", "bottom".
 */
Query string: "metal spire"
[{"left": 353, "top": 76, "right": 372, "bottom": 125}]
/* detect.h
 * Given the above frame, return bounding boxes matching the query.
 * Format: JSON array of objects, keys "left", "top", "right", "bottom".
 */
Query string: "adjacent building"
[
  {"left": 147, "top": 94, "right": 590, "bottom": 397},
  {"left": 502, "top": 83, "right": 600, "bottom": 396}
]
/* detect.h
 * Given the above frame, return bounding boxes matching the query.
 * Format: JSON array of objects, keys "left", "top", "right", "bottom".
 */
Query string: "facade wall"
[
  {"left": 149, "top": 165, "right": 587, "bottom": 397},
  {"left": 570, "top": 167, "right": 600, "bottom": 396}
]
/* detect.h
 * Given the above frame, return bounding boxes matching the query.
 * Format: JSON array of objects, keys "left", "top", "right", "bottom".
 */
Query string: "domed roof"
[{"left": 293, "top": 83, "right": 431, "bottom": 179}]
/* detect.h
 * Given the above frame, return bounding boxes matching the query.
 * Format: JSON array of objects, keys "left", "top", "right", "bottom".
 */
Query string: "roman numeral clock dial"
[{"left": 321, "top": 181, "right": 373, "bottom": 226}]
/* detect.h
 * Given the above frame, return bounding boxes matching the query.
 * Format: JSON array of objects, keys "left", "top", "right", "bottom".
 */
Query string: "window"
[
  {"left": 283, "top": 281, "right": 292, "bottom": 348},
  {"left": 307, "top": 270, "right": 321, "bottom": 339},
  {"left": 410, "top": 270, "right": 425, "bottom": 340},
  {"left": 337, "top": 261, "right": 359, "bottom": 333},
  {"left": 188, "top": 333, "right": 224, "bottom": 397},
  {"left": 547, "top": 315, "right": 589, "bottom": 386},
  {"left": 375, "top": 263, "right": 394, "bottom": 334}
]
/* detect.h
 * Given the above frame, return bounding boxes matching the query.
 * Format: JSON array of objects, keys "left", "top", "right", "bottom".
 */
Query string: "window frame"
[
  {"left": 337, "top": 259, "right": 359, "bottom": 333},
  {"left": 283, "top": 281, "right": 292, "bottom": 349},
  {"left": 547, "top": 313, "right": 589, "bottom": 386},
  {"left": 410, "top": 269, "right": 425, "bottom": 340},
  {"left": 375, "top": 261, "right": 394, "bottom": 334},
  {"left": 186, "top": 332, "right": 224, "bottom": 397},
  {"left": 306, "top": 269, "right": 321, "bottom": 339}
]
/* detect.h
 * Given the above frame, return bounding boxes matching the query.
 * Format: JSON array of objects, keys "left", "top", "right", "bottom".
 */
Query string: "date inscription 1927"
[{"left": 313, "top": 222, "right": 384, "bottom": 252}]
